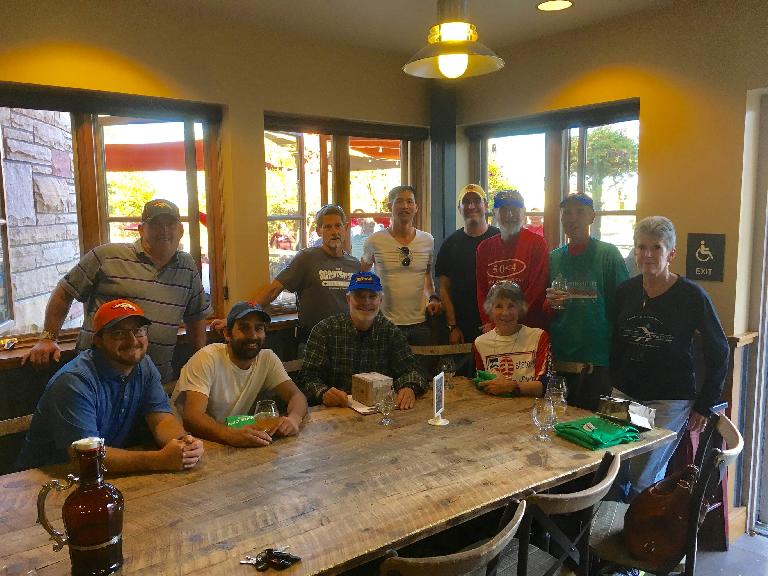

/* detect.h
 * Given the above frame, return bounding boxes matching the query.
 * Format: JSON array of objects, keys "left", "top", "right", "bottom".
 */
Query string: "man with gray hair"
[
  {"left": 476, "top": 189, "right": 549, "bottom": 330},
  {"left": 244, "top": 204, "right": 359, "bottom": 343}
]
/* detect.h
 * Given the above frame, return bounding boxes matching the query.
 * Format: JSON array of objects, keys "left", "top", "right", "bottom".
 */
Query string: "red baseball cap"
[{"left": 93, "top": 299, "right": 151, "bottom": 334}]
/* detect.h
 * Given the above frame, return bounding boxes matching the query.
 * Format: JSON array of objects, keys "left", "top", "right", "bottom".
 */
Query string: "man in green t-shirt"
[{"left": 546, "top": 193, "right": 629, "bottom": 410}]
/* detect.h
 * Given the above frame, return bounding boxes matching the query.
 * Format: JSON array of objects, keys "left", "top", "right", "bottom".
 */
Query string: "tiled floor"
[{"left": 695, "top": 532, "right": 768, "bottom": 576}]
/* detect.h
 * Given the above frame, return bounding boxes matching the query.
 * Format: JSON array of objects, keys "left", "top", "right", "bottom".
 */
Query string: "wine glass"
[
  {"left": 547, "top": 376, "right": 568, "bottom": 421},
  {"left": 532, "top": 397, "right": 556, "bottom": 441},
  {"left": 254, "top": 400, "right": 280, "bottom": 433},
  {"left": 438, "top": 356, "right": 456, "bottom": 390},
  {"left": 377, "top": 388, "right": 396, "bottom": 426},
  {"left": 550, "top": 274, "right": 568, "bottom": 310}
]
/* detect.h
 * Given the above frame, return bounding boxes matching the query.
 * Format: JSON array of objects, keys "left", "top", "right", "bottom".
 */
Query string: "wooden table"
[{"left": 0, "top": 381, "right": 674, "bottom": 575}]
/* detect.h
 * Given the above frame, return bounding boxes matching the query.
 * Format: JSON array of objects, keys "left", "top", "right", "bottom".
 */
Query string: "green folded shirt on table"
[
  {"left": 554, "top": 415, "right": 639, "bottom": 450},
  {"left": 472, "top": 370, "right": 517, "bottom": 398}
]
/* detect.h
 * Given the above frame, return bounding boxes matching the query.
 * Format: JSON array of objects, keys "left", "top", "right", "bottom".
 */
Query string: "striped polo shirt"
[{"left": 60, "top": 240, "right": 211, "bottom": 383}]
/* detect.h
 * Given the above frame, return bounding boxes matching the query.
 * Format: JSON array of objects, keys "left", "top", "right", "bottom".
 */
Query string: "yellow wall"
[
  {"left": 0, "top": 0, "right": 429, "bottom": 302},
  {"left": 457, "top": 0, "right": 768, "bottom": 334}
]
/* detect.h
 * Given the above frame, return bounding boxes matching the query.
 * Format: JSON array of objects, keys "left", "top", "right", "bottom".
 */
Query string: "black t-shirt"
[
  {"left": 610, "top": 275, "right": 728, "bottom": 415},
  {"left": 435, "top": 226, "right": 499, "bottom": 341}
]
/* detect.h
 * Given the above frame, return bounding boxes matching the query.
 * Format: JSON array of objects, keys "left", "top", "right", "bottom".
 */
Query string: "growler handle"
[{"left": 36, "top": 474, "right": 78, "bottom": 551}]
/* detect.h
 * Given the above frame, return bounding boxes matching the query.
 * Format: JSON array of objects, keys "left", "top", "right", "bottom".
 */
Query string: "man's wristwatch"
[
  {"left": 428, "top": 294, "right": 440, "bottom": 303},
  {"left": 39, "top": 329, "right": 58, "bottom": 342}
]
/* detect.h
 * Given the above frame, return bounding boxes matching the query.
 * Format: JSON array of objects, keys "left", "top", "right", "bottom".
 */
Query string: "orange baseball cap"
[{"left": 93, "top": 299, "right": 151, "bottom": 334}]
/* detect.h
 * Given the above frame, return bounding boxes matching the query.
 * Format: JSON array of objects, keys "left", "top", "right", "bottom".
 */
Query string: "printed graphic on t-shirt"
[
  {"left": 621, "top": 314, "right": 674, "bottom": 362},
  {"left": 485, "top": 351, "right": 537, "bottom": 382},
  {"left": 487, "top": 258, "right": 527, "bottom": 280},
  {"left": 319, "top": 268, "right": 354, "bottom": 289}
]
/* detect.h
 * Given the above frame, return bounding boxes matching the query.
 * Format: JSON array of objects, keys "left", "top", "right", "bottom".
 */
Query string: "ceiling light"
[
  {"left": 403, "top": 0, "right": 504, "bottom": 80},
  {"left": 537, "top": 0, "right": 573, "bottom": 11}
]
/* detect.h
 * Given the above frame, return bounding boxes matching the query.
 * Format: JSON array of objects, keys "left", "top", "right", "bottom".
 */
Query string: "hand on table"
[
  {"left": 181, "top": 435, "right": 204, "bottom": 469},
  {"left": 22, "top": 339, "right": 62, "bottom": 367},
  {"left": 227, "top": 426, "right": 273, "bottom": 448},
  {"left": 322, "top": 387, "right": 349, "bottom": 407},
  {"left": 478, "top": 372, "right": 517, "bottom": 396},
  {"left": 396, "top": 387, "right": 416, "bottom": 410},
  {"left": 272, "top": 414, "right": 302, "bottom": 437}
]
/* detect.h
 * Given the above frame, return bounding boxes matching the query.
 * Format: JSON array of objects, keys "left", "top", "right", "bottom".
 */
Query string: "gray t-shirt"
[{"left": 276, "top": 247, "right": 359, "bottom": 332}]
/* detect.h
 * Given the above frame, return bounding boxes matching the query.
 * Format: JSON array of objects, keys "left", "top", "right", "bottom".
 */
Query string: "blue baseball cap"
[
  {"left": 226, "top": 301, "right": 271, "bottom": 330},
  {"left": 493, "top": 189, "right": 525, "bottom": 210},
  {"left": 348, "top": 272, "right": 383, "bottom": 293},
  {"left": 560, "top": 192, "right": 594, "bottom": 208}
]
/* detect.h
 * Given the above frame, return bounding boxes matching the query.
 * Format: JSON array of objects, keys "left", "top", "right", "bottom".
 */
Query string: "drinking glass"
[
  {"left": 547, "top": 376, "right": 568, "bottom": 421},
  {"left": 377, "top": 388, "right": 396, "bottom": 426},
  {"left": 438, "top": 356, "right": 456, "bottom": 390},
  {"left": 254, "top": 400, "right": 280, "bottom": 433},
  {"left": 532, "top": 397, "right": 556, "bottom": 441},
  {"left": 550, "top": 274, "right": 568, "bottom": 310}
]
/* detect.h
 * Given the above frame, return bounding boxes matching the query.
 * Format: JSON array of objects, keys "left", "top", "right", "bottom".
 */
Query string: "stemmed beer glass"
[
  {"left": 377, "top": 388, "right": 396, "bottom": 426},
  {"left": 254, "top": 400, "right": 280, "bottom": 433},
  {"left": 532, "top": 397, "right": 556, "bottom": 441},
  {"left": 546, "top": 376, "right": 568, "bottom": 421}
]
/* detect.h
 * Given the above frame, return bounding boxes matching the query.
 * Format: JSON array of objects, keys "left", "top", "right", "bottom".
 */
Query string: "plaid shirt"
[{"left": 300, "top": 313, "right": 425, "bottom": 404}]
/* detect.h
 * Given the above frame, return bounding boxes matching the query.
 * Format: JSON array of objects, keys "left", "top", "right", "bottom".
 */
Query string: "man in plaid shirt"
[{"left": 300, "top": 272, "right": 425, "bottom": 410}]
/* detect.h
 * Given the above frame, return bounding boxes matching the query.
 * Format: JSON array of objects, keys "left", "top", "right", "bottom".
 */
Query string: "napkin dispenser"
[
  {"left": 352, "top": 372, "right": 393, "bottom": 407},
  {"left": 597, "top": 396, "right": 656, "bottom": 432}
]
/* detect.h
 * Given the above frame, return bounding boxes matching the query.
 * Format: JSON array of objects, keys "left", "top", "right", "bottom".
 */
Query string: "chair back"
[
  {"left": 379, "top": 499, "right": 526, "bottom": 576},
  {"left": 528, "top": 451, "right": 621, "bottom": 515},
  {"left": 677, "top": 411, "right": 744, "bottom": 576}
]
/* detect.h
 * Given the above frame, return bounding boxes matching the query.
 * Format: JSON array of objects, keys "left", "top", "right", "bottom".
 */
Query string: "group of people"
[{"left": 15, "top": 185, "right": 729, "bottom": 502}]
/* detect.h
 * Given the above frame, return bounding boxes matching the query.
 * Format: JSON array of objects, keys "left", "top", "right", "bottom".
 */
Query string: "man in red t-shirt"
[{"left": 476, "top": 190, "right": 548, "bottom": 330}]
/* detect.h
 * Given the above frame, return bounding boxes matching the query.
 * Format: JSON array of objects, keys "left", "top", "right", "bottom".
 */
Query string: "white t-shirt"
[
  {"left": 172, "top": 344, "right": 289, "bottom": 422},
  {"left": 474, "top": 326, "right": 549, "bottom": 384},
  {"left": 363, "top": 229, "right": 434, "bottom": 326}
]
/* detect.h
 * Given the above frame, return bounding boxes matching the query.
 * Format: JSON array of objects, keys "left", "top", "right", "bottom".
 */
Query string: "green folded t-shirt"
[{"left": 554, "top": 415, "right": 639, "bottom": 450}]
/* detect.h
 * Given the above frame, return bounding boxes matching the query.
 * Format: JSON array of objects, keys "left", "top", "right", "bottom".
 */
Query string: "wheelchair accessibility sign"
[{"left": 686, "top": 233, "right": 725, "bottom": 281}]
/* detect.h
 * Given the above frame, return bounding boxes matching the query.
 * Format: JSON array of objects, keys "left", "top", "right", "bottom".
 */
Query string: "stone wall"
[{"left": 0, "top": 108, "right": 83, "bottom": 335}]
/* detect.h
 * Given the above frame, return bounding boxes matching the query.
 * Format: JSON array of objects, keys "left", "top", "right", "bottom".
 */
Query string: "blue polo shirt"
[{"left": 15, "top": 349, "right": 172, "bottom": 471}]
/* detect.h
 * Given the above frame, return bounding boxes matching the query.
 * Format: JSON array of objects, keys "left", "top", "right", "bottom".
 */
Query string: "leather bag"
[{"left": 623, "top": 464, "right": 699, "bottom": 565}]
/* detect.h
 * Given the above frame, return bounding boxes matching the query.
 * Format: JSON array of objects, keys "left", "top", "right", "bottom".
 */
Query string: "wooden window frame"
[
  {"left": 0, "top": 81, "right": 225, "bottom": 343},
  {"left": 465, "top": 99, "right": 639, "bottom": 248}
]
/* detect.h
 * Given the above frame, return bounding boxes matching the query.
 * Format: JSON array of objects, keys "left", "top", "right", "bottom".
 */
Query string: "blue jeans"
[{"left": 611, "top": 388, "right": 694, "bottom": 501}]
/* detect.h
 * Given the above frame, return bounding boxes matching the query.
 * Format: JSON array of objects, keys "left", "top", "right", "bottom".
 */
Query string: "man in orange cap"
[{"left": 16, "top": 299, "right": 204, "bottom": 473}]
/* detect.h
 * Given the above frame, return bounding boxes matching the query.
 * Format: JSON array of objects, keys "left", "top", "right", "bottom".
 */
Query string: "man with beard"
[
  {"left": 239, "top": 204, "right": 359, "bottom": 343},
  {"left": 172, "top": 302, "right": 307, "bottom": 447},
  {"left": 23, "top": 199, "right": 211, "bottom": 390},
  {"left": 16, "top": 299, "right": 204, "bottom": 472},
  {"left": 435, "top": 184, "right": 499, "bottom": 345},
  {"left": 476, "top": 189, "right": 549, "bottom": 330},
  {"left": 300, "top": 272, "right": 425, "bottom": 410}
]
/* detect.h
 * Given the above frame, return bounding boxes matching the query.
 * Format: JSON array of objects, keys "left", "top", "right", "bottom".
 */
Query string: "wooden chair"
[
  {"left": 506, "top": 451, "right": 621, "bottom": 576},
  {"left": 589, "top": 411, "right": 744, "bottom": 576},
  {"left": 379, "top": 499, "right": 526, "bottom": 576}
]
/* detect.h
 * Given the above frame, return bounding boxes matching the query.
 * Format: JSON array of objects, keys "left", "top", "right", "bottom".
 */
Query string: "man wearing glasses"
[
  {"left": 240, "top": 204, "right": 359, "bottom": 344},
  {"left": 361, "top": 186, "right": 442, "bottom": 345},
  {"left": 22, "top": 199, "right": 211, "bottom": 390},
  {"left": 16, "top": 299, "right": 204, "bottom": 472},
  {"left": 435, "top": 184, "right": 499, "bottom": 345},
  {"left": 476, "top": 189, "right": 549, "bottom": 330}
]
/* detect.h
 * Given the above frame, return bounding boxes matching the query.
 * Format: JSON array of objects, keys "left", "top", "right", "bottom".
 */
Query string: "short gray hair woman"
[
  {"left": 610, "top": 216, "right": 729, "bottom": 501},
  {"left": 483, "top": 281, "right": 528, "bottom": 318}
]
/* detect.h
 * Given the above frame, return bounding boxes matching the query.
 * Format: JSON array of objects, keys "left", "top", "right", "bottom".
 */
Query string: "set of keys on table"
[{"left": 241, "top": 546, "right": 301, "bottom": 571}]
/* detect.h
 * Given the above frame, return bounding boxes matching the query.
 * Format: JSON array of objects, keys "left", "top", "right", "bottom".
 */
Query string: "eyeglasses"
[
  {"left": 105, "top": 326, "right": 148, "bottom": 340},
  {"left": 398, "top": 246, "right": 411, "bottom": 267}
]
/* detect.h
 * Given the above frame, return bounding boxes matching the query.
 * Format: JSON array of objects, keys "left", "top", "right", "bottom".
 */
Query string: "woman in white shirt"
[{"left": 474, "top": 281, "right": 550, "bottom": 397}]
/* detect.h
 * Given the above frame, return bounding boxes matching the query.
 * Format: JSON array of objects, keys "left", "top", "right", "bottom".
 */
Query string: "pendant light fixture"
[{"left": 403, "top": 0, "right": 504, "bottom": 80}]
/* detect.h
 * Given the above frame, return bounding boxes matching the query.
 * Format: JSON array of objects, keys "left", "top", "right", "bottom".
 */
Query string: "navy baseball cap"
[
  {"left": 348, "top": 272, "right": 383, "bottom": 292},
  {"left": 493, "top": 189, "right": 525, "bottom": 210},
  {"left": 560, "top": 192, "right": 594, "bottom": 209},
  {"left": 226, "top": 301, "right": 271, "bottom": 330}
]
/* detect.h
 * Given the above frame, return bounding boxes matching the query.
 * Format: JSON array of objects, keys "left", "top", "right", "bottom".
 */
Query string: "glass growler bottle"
[{"left": 37, "top": 437, "right": 124, "bottom": 576}]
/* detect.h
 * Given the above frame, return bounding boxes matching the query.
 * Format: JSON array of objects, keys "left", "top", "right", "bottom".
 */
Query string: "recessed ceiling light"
[{"left": 537, "top": 0, "right": 573, "bottom": 11}]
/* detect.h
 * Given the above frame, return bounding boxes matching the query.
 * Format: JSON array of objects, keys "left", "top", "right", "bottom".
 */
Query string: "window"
[
  {"left": 264, "top": 114, "right": 428, "bottom": 277},
  {"left": 0, "top": 83, "right": 224, "bottom": 338},
  {"left": 568, "top": 121, "right": 638, "bottom": 256},
  {"left": 468, "top": 99, "right": 639, "bottom": 252}
]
